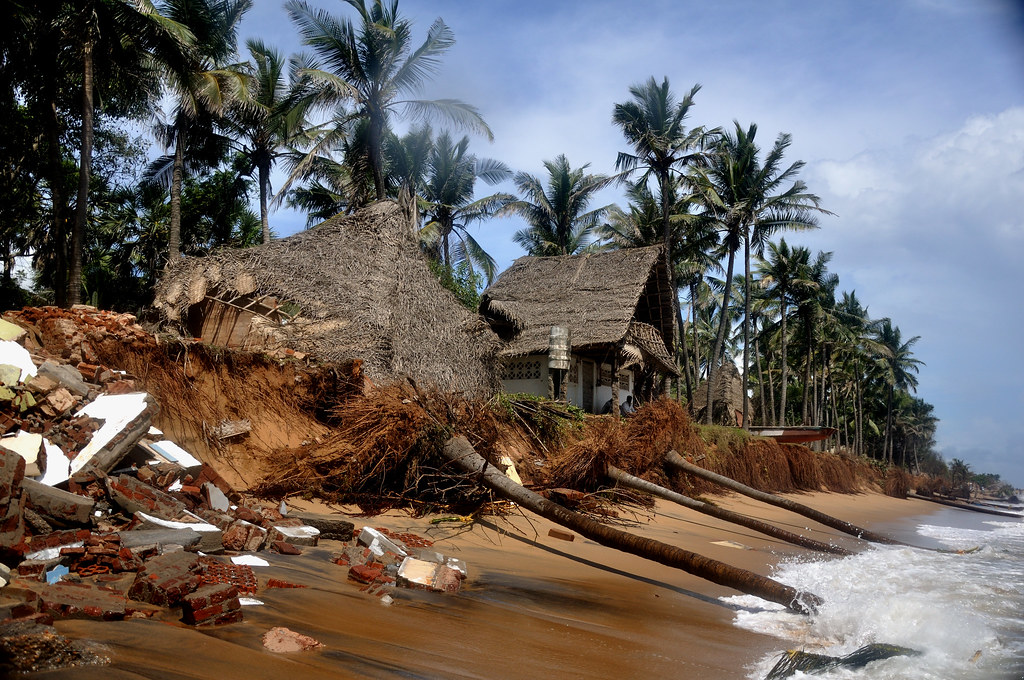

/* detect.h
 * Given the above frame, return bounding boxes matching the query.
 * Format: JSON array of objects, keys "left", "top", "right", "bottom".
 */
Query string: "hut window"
[
  {"left": 568, "top": 360, "right": 578, "bottom": 383},
  {"left": 599, "top": 366, "right": 613, "bottom": 386},
  {"left": 502, "top": 357, "right": 542, "bottom": 381},
  {"left": 618, "top": 373, "right": 630, "bottom": 390}
]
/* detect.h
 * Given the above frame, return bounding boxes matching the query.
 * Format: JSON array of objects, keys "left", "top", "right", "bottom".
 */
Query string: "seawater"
[{"left": 724, "top": 508, "right": 1024, "bottom": 679}]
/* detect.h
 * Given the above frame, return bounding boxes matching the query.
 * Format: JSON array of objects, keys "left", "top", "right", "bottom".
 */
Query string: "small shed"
[{"left": 479, "top": 246, "right": 678, "bottom": 412}]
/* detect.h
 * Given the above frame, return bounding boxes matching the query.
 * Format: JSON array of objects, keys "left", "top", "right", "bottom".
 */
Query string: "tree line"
[{"left": 0, "top": 0, "right": 983, "bottom": 485}]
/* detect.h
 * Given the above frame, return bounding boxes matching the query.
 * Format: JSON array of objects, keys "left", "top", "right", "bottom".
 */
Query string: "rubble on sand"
[{"left": 0, "top": 306, "right": 473, "bottom": 673}]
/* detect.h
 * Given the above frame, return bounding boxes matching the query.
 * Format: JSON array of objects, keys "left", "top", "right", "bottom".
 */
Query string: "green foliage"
[
  {"left": 489, "top": 392, "right": 586, "bottom": 446},
  {"left": 429, "top": 259, "right": 483, "bottom": 311},
  {"left": 695, "top": 424, "right": 750, "bottom": 451}
]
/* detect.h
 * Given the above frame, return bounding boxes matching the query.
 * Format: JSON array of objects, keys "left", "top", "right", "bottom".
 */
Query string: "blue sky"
[{"left": 240, "top": 1, "right": 1024, "bottom": 487}]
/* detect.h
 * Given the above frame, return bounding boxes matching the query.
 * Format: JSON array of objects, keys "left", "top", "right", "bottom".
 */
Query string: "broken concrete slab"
[
  {"left": 357, "top": 526, "right": 407, "bottom": 558},
  {"left": 396, "top": 557, "right": 463, "bottom": 593},
  {"left": 147, "top": 440, "right": 203, "bottom": 473},
  {"left": 71, "top": 394, "right": 157, "bottom": 476},
  {"left": 0, "top": 340, "right": 37, "bottom": 383},
  {"left": 268, "top": 524, "right": 319, "bottom": 547},
  {"left": 0, "top": 431, "right": 44, "bottom": 477},
  {"left": 36, "top": 361, "right": 89, "bottom": 397},
  {"left": 21, "top": 478, "right": 95, "bottom": 526},
  {"left": 133, "top": 512, "right": 222, "bottom": 553},
  {"left": 289, "top": 513, "right": 355, "bottom": 542},
  {"left": 0, "top": 319, "right": 28, "bottom": 343},
  {"left": 201, "top": 481, "right": 230, "bottom": 512},
  {"left": 117, "top": 528, "right": 202, "bottom": 551}
]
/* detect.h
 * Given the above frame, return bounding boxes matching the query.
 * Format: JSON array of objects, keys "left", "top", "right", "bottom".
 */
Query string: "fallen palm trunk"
[
  {"left": 665, "top": 450, "right": 906, "bottom": 546},
  {"left": 444, "top": 436, "right": 822, "bottom": 614},
  {"left": 908, "top": 492, "right": 1023, "bottom": 518},
  {"left": 606, "top": 465, "right": 853, "bottom": 556}
]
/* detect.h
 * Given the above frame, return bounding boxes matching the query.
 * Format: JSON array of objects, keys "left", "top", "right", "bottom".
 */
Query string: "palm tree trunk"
[
  {"left": 69, "top": 36, "right": 94, "bottom": 308},
  {"left": 664, "top": 450, "right": 907, "bottom": 546},
  {"left": 885, "top": 385, "right": 894, "bottom": 465},
  {"left": 443, "top": 437, "right": 821, "bottom": 613},
  {"left": 754, "top": 335, "right": 767, "bottom": 427},
  {"left": 168, "top": 128, "right": 184, "bottom": 259},
  {"left": 778, "top": 301, "right": 789, "bottom": 426},
  {"left": 607, "top": 466, "right": 852, "bottom": 555},
  {"left": 676, "top": 301, "right": 693, "bottom": 405},
  {"left": 259, "top": 160, "right": 271, "bottom": 244},
  {"left": 46, "top": 96, "right": 68, "bottom": 308},
  {"left": 705, "top": 247, "right": 737, "bottom": 424},
  {"left": 741, "top": 231, "right": 751, "bottom": 428},
  {"left": 801, "top": 322, "right": 813, "bottom": 425}
]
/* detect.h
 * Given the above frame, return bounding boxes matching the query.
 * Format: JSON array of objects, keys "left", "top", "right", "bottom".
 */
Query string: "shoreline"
[{"left": 47, "top": 489, "right": 945, "bottom": 680}]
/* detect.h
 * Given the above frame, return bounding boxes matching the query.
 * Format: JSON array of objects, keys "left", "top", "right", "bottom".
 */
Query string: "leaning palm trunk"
[
  {"left": 665, "top": 450, "right": 906, "bottom": 546},
  {"left": 444, "top": 437, "right": 822, "bottom": 614},
  {"left": 606, "top": 465, "right": 852, "bottom": 556}
]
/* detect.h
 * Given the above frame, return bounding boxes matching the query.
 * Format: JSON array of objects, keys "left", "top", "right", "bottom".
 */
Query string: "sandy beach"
[{"left": 39, "top": 489, "right": 944, "bottom": 680}]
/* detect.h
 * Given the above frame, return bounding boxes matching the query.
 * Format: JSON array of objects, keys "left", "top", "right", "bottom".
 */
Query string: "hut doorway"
[{"left": 582, "top": 360, "right": 595, "bottom": 412}]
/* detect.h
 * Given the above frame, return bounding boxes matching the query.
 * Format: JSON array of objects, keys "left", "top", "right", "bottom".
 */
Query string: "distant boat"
[{"left": 747, "top": 426, "right": 837, "bottom": 443}]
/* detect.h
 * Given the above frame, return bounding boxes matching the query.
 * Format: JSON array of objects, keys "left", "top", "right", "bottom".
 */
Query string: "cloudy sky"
[{"left": 240, "top": 1, "right": 1024, "bottom": 487}]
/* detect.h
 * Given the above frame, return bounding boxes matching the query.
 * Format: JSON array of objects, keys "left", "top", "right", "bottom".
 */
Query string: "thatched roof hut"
[
  {"left": 152, "top": 201, "right": 501, "bottom": 395},
  {"left": 479, "top": 246, "right": 678, "bottom": 376},
  {"left": 692, "top": 361, "right": 746, "bottom": 426}
]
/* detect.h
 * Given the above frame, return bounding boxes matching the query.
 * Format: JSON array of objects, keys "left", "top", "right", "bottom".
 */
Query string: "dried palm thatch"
[
  {"left": 250, "top": 382, "right": 582, "bottom": 513},
  {"left": 480, "top": 246, "right": 678, "bottom": 375},
  {"left": 153, "top": 201, "right": 502, "bottom": 396},
  {"left": 549, "top": 398, "right": 698, "bottom": 490}
]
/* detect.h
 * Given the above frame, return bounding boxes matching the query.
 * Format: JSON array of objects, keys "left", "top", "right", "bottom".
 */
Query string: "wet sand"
[{"left": 40, "top": 490, "right": 942, "bottom": 680}]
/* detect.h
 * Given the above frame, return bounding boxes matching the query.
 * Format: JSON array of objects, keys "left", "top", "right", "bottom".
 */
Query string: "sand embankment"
[{"left": 47, "top": 490, "right": 942, "bottom": 680}]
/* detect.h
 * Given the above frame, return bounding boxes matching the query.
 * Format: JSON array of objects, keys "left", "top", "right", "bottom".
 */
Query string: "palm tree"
[
  {"left": 420, "top": 131, "right": 512, "bottom": 283},
  {"left": 756, "top": 239, "right": 816, "bottom": 425},
  {"left": 503, "top": 155, "right": 615, "bottom": 256},
  {"left": 286, "top": 0, "right": 492, "bottom": 201},
  {"left": 613, "top": 77, "right": 712, "bottom": 398},
  {"left": 876, "top": 319, "right": 923, "bottom": 464},
  {"left": 612, "top": 77, "right": 709, "bottom": 273},
  {"left": 692, "top": 122, "right": 828, "bottom": 425},
  {"left": 66, "top": 0, "right": 192, "bottom": 304},
  {"left": 228, "top": 39, "right": 313, "bottom": 244},
  {"left": 154, "top": 0, "right": 251, "bottom": 259}
]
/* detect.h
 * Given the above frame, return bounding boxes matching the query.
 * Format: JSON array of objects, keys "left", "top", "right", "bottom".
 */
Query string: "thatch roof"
[
  {"left": 479, "top": 247, "right": 678, "bottom": 374},
  {"left": 152, "top": 201, "right": 501, "bottom": 396},
  {"left": 692, "top": 362, "right": 746, "bottom": 425}
]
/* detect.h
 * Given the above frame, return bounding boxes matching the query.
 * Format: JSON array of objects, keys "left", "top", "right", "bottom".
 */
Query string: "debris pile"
[{"left": 0, "top": 307, "right": 472, "bottom": 673}]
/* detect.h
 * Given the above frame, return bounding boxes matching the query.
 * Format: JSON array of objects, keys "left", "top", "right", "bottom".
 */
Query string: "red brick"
[{"left": 348, "top": 564, "right": 383, "bottom": 584}]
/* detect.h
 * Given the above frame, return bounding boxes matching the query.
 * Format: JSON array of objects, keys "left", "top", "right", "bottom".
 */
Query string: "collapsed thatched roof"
[
  {"left": 152, "top": 201, "right": 501, "bottom": 395},
  {"left": 479, "top": 246, "right": 677, "bottom": 374}
]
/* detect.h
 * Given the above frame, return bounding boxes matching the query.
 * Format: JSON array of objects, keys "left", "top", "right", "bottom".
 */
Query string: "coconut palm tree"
[
  {"left": 692, "top": 122, "right": 828, "bottom": 425},
  {"left": 65, "top": 0, "right": 193, "bottom": 304},
  {"left": 152, "top": 0, "right": 251, "bottom": 259},
  {"left": 876, "top": 319, "right": 923, "bottom": 464},
  {"left": 419, "top": 131, "right": 512, "bottom": 283},
  {"left": 503, "top": 155, "right": 615, "bottom": 256},
  {"left": 227, "top": 39, "right": 314, "bottom": 244},
  {"left": 285, "top": 0, "right": 492, "bottom": 201},
  {"left": 757, "top": 239, "right": 817, "bottom": 425},
  {"left": 612, "top": 77, "right": 709, "bottom": 276}
]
